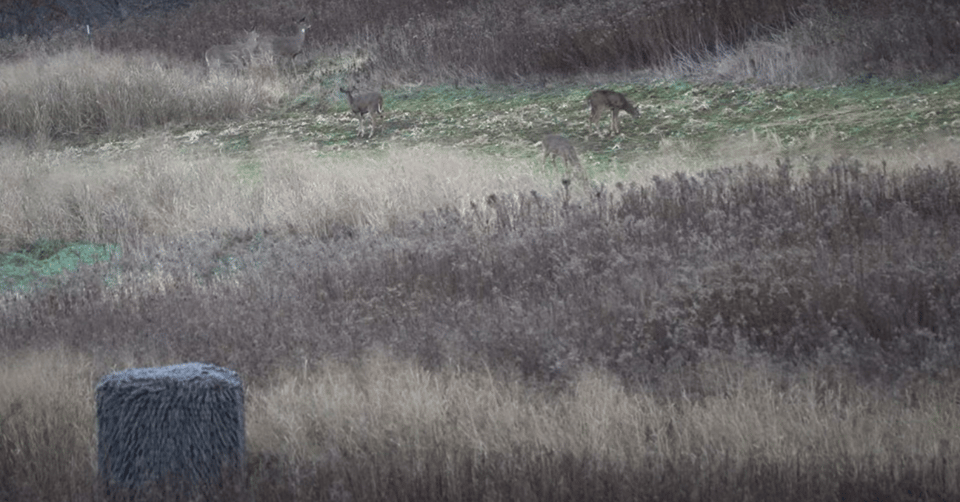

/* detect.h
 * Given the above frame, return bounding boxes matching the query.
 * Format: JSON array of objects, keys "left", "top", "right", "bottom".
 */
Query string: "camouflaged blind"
[{"left": 96, "top": 363, "right": 244, "bottom": 496}]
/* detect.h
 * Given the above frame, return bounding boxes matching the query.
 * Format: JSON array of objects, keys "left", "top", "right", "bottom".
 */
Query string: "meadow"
[{"left": 2, "top": 0, "right": 960, "bottom": 500}]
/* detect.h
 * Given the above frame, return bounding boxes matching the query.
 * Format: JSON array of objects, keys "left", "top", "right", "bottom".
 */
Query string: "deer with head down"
[{"left": 587, "top": 89, "right": 639, "bottom": 136}]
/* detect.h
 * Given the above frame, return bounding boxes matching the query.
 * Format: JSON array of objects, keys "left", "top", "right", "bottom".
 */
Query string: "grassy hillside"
[{"left": 2, "top": 0, "right": 960, "bottom": 500}]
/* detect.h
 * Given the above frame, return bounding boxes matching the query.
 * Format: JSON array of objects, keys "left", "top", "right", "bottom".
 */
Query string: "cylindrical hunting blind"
[{"left": 96, "top": 362, "right": 244, "bottom": 496}]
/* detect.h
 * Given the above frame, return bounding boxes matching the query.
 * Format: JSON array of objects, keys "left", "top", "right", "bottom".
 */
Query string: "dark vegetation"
[
  {"left": 5, "top": 0, "right": 960, "bottom": 82},
  {"left": 2, "top": 0, "right": 960, "bottom": 500},
  {"left": 4, "top": 158, "right": 960, "bottom": 387},
  {"left": 100, "top": 0, "right": 960, "bottom": 81}
]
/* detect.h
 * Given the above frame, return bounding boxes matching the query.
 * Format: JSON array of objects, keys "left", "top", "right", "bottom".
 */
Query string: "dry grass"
[
  {"left": 0, "top": 349, "right": 98, "bottom": 499},
  {"left": 7, "top": 130, "right": 957, "bottom": 255},
  {"left": 616, "top": 134, "right": 960, "bottom": 188},
  {"left": 2, "top": 348, "right": 959, "bottom": 500},
  {"left": 662, "top": 2, "right": 960, "bottom": 84},
  {"left": 249, "top": 350, "right": 960, "bottom": 466},
  {"left": 0, "top": 47, "right": 291, "bottom": 144},
  {"left": 0, "top": 139, "right": 551, "bottom": 251}
]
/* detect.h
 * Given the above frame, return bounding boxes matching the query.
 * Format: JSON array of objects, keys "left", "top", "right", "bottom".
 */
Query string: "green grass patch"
[
  {"left": 185, "top": 78, "right": 960, "bottom": 172},
  {"left": 0, "top": 240, "right": 117, "bottom": 292}
]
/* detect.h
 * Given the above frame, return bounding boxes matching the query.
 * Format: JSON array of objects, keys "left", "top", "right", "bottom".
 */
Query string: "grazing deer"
[
  {"left": 205, "top": 29, "right": 259, "bottom": 72},
  {"left": 542, "top": 134, "right": 581, "bottom": 170},
  {"left": 542, "top": 134, "right": 587, "bottom": 186},
  {"left": 340, "top": 87, "right": 384, "bottom": 138},
  {"left": 587, "top": 89, "right": 638, "bottom": 136},
  {"left": 260, "top": 18, "right": 310, "bottom": 72}
]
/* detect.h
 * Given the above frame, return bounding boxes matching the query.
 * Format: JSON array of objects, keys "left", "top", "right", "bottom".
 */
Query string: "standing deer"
[
  {"left": 260, "top": 18, "right": 310, "bottom": 72},
  {"left": 340, "top": 87, "right": 383, "bottom": 138},
  {"left": 205, "top": 29, "right": 259, "bottom": 72},
  {"left": 587, "top": 89, "right": 638, "bottom": 136}
]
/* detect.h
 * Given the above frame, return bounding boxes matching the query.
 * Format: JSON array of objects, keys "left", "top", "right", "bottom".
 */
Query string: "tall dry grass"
[
  {"left": 1, "top": 348, "right": 958, "bottom": 500},
  {"left": 0, "top": 349, "right": 98, "bottom": 500},
  {"left": 0, "top": 47, "right": 291, "bottom": 144},
  {"left": 0, "top": 140, "right": 547, "bottom": 252},
  {"left": 688, "top": 1, "right": 960, "bottom": 84},
  {"left": 249, "top": 350, "right": 960, "bottom": 467}
]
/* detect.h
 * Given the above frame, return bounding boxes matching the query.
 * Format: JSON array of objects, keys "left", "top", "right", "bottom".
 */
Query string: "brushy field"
[{"left": 2, "top": 0, "right": 960, "bottom": 500}]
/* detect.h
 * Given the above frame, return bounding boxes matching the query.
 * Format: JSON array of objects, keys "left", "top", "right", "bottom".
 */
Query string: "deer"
[
  {"left": 340, "top": 87, "right": 384, "bottom": 138},
  {"left": 542, "top": 134, "right": 588, "bottom": 187},
  {"left": 587, "top": 89, "right": 639, "bottom": 136},
  {"left": 205, "top": 29, "right": 259, "bottom": 72},
  {"left": 260, "top": 18, "right": 310, "bottom": 72},
  {"left": 542, "top": 134, "right": 581, "bottom": 170}
]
